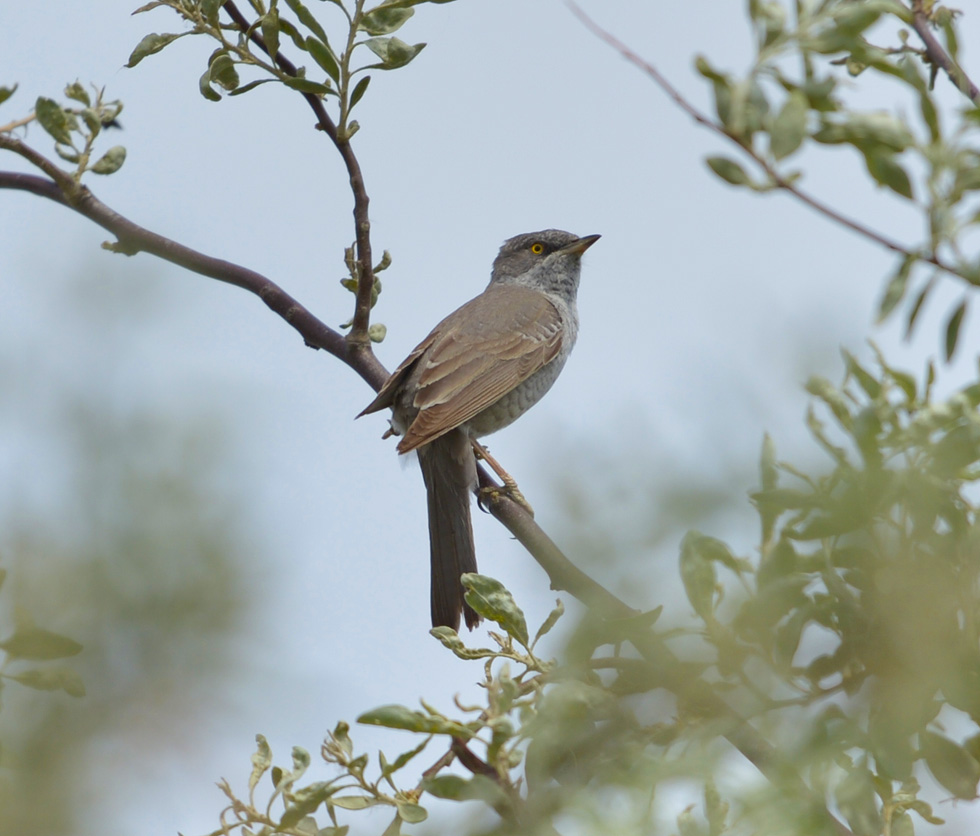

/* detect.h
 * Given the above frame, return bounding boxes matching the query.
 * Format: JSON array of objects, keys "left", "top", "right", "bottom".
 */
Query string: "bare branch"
[
  {"left": 0, "top": 160, "right": 386, "bottom": 392},
  {"left": 910, "top": 0, "right": 980, "bottom": 105},
  {"left": 567, "top": 2, "right": 978, "bottom": 289}
]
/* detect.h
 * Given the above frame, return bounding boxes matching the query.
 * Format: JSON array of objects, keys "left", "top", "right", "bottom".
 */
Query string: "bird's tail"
[{"left": 417, "top": 430, "right": 481, "bottom": 630}]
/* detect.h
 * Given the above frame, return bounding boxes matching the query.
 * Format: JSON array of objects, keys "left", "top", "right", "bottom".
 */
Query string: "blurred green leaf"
[
  {"left": 680, "top": 531, "right": 718, "bottom": 619},
  {"left": 705, "top": 155, "right": 750, "bottom": 186},
  {"left": 0, "top": 84, "right": 18, "bottom": 107},
  {"left": 770, "top": 90, "right": 808, "bottom": 159},
  {"left": 920, "top": 731, "right": 980, "bottom": 800},
  {"left": 863, "top": 149, "right": 913, "bottom": 199},
  {"left": 944, "top": 299, "right": 967, "bottom": 362},
  {"left": 358, "top": 704, "right": 473, "bottom": 737},
  {"left": 877, "top": 254, "right": 914, "bottom": 322},
  {"left": 0, "top": 625, "right": 82, "bottom": 660}
]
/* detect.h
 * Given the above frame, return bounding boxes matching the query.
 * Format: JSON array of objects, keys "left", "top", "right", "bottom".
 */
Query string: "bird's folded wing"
[{"left": 397, "top": 284, "right": 563, "bottom": 452}]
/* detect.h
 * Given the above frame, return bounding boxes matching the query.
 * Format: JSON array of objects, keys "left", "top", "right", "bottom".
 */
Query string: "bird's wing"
[
  {"left": 396, "top": 284, "right": 564, "bottom": 452},
  {"left": 357, "top": 330, "right": 438, "bottom": 417}
]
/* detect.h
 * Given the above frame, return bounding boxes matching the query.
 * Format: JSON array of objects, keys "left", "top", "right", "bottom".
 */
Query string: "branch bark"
[{"left": 910, "top": 0, "right": 980, "bottom": 105}]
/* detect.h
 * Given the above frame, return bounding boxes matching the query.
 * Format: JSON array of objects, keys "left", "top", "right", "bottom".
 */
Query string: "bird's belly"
[{"left": 466, "top": 358, "right": 568, "bottom": 438}]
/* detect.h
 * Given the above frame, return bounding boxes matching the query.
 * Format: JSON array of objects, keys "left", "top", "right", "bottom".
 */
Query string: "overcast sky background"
[{"left": 3, "top": 1, "right": 980, "bottom": 834}]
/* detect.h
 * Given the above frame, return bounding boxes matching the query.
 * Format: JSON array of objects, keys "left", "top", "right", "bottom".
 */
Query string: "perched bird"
[{"left": 359, "top": 229, "right": 600, "bottom": 629}]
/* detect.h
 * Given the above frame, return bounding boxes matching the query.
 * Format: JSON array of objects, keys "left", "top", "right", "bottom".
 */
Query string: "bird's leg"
[{"left": 471, "top": 439, "right": 535, "bottom": 517}]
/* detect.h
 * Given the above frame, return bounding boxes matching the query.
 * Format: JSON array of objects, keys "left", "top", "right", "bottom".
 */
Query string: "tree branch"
[
  {"left": 568, "top": 1, "right": 978, "bottom": 289},
  {"left": 0, "top": 160, "right": 385, "bottom": 391},
  {"left": 910, "top": 0, "right": 980, "bottom": 105},
  {"left": 221, "top": 0, "right": 376, "bottom": 348}
]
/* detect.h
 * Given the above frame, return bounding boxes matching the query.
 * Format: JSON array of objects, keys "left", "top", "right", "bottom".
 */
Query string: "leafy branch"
[{"left": 571, "top": 0, "right": 980, "bottom": 360}]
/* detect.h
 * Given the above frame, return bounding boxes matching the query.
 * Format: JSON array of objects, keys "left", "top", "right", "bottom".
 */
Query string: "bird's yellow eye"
[{"left": 531, "top": 242, "right": 544, "bottom": 254}]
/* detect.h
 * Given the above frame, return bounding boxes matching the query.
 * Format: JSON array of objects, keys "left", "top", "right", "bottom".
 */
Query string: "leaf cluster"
[
  {"left": 128, "top": 0, "right": 451, "bottom": 138},
  {"left": 697, "top": 0, "right": 980, "bottom": 358},
  {"left": 0, "top": 565, "right": 86, "bottom": 733}
]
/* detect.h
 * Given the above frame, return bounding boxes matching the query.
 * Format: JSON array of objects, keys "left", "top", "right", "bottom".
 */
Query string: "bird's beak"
[{"left": 561, "top": 233, "right": 601, "bottom": 255}]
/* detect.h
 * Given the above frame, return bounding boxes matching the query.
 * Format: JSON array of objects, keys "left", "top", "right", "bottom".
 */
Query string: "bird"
[{"left": 359, "top": 229, "right": 600, "bottom": 630}]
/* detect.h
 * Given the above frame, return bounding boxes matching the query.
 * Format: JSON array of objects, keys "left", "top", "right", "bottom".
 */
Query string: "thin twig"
[
  {"left": 910, "top": 0, "right": 980, "bottom": 105},
  {"left": 567, "top": 1, "right": 977, "bottom": 288},
  {"left": 0, "top": 113, "right": 35, "bottom": 134},
  {"left": 222, "top": 0, "right": 376, "bottom": 348}
]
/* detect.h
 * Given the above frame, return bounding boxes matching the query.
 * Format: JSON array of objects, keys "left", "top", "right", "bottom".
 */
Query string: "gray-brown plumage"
[{"left": 360, "top": 229, "right": 600, "bottom": 630}]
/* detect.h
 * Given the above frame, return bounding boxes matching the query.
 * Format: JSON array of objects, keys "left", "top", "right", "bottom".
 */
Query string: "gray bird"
[{"left": 359, "top": 229, "right": 600, "bottom": 630}]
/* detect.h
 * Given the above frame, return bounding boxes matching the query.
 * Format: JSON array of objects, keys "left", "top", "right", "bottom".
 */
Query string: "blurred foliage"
[
  {"left": 0, "top": 267, "right": 261, "bottom": 835},
  {"left": 206, "top": 352, "right": 980, "bottom": 836}
]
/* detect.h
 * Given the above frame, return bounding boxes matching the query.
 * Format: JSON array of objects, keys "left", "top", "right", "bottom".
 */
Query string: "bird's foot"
[{"left": 478, "top": 482, "right": 535, "bottom": 517}]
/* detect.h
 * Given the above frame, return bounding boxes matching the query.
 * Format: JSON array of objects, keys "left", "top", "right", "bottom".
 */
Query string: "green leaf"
[
  {"left": 532, "top": 599, "right": 564, "bottom": 646},
  {"left": 198, "top": 69, "right": 221, "bottom": 102},
  {"left": 461, "top": 574, "right": 529, "bottom": 645},
  {"left": 330, "top": 795, "right": 378, "bottom": 810},
  {"left": 280, "top": 782, "right": 334, "bottom": 827},
  {"left": 920, "top": 731, "right": 980, "bottom": 800},
  {"left": 863, "top": 150, "right": 913, "bottom": 199},
  {"left": 360, "top": 7, "right": 414, "bottom": 35},
  {"left": 283, "top": 0, "right": 332, "bottom": 48},
  {"left": 349, "top": 75, "right": 371, "bottom": 109},
  {"left": 208, "top": 53, "right": 240, "bottom": 92},
  {"left": 877, "top": 254, "right": 914, "bottom": 322},
  {"left": 6, "top": 667, "right": 84, "bottom": 696},
  {"left": 64, "top": 81, "right": 90, "bottom": 106},
  {"left": 380, "top": 737, "right": 429, "bottom": 779},
  {"left": 363, "top": 37, "right": 426, "bottom": 70},
  {"left": 841, "top": 350, "right": 881, "bottom": 399},
  {"left": 0, "top": 625, "right": 82, "bottom": 660},
  {"left": 249, "top": 734, "right": 272, "bottom": 792},
  {"left": 201, "top": 0, "right": 221, "bottom": 25},
  {"left": 34, "top": 97, "right": 72, "bottom": 145},
  {"left": 90, "top": 145, "right": 126, "bottom": 175},
  {"left": 395, "top": 801, "right": 427, "bottom": 823},
  {"left": 358, "top": 704, "right": 472, "bottom": 737},
  {"left": 679, "top": 531, "right": 718, "bottom": 619},
  {"left": 261, "top": 9, "right": 281, "bottom": 59},
  {"left": 228, "top": 79, "right": 276, "bottom": 97},
  {"left": 705, "top": 156, "right": 750, "bottom": 186},
  {"left": 905, "top": 274, "right": 936, "bottom": 338},
  {"left": 770, "top": 90, "right": 808, "bottom": 159},
  {"left": 0, "top": 84, "right": 18, "bottom": 107},
  {"left": 306, "top": 37, "right": 340, "bottom": 83},
  {"left": 421, "top": 774, "right": 506, "bottom": 804},
  {"left": 282, "top": 77, "right": 335, "bottom": 95},
  {"left": 944, "top": 299, "right": 967, "bottom": 362},
  {"left": 127, "top": 32, "right": 183, "bottom": 68}
]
